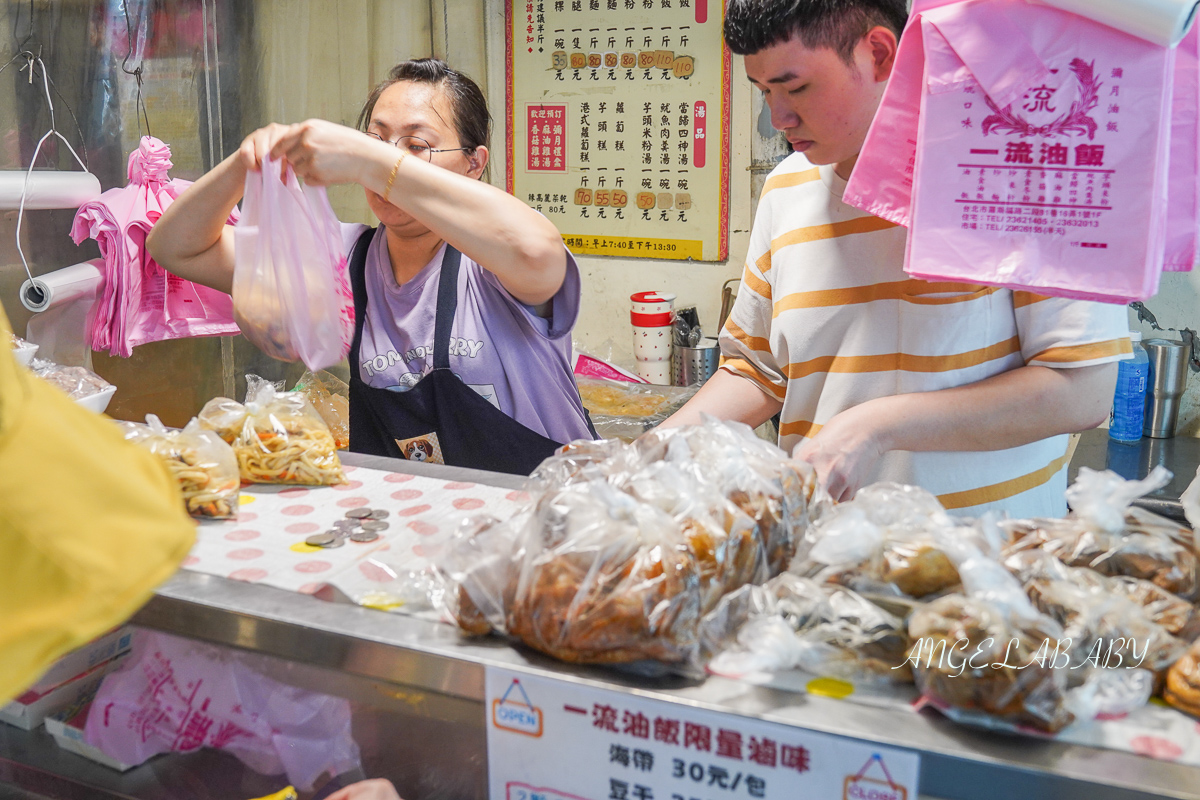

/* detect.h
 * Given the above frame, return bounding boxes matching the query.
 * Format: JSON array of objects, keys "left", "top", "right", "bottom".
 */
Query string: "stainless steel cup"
[
  {"left": 1143, "top": 338, "right": 1190, "bottom": 438},
  {"left": 672, "top": 338, "right": 720, "bottom": 386}
]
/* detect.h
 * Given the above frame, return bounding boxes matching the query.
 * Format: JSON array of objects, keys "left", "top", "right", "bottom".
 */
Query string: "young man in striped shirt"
[{"left": 664, "top": 0, "right": 1130, "bottom": 516}]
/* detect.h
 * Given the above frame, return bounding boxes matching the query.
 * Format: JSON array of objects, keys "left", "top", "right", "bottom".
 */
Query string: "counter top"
[
  {"left": 1068, "top": 428, "right": 1200, "bottom": 520},
  {"left": 120, "top": 452, "right": 1200, "bottom": 800}
]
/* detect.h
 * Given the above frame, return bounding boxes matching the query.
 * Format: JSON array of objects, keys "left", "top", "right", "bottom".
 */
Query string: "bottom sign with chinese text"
[{"left": 486, "top": 668, "right": 919, "bottom": 800}]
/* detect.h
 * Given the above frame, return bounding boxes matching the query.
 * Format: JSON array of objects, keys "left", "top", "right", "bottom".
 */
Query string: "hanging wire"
[
  {"left": 210, "top": 0, "right": 224, "bottom": 157},
  {"left": 199, "top": 0, "right": 216, "bottom": 170},
  {"left": 12, "top": 0, "right": 33, "bottom": 50},
  {"left": 120, "top": 0, "right": 151, "bottom": 137},
  {"left": 14, "top": 54, "right": 91, "bottom": 286}
]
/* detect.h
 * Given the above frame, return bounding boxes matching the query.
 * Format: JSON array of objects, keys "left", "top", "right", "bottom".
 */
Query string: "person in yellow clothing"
[{"left": 0, "top": 305, "right": 195, "bottom": 705}]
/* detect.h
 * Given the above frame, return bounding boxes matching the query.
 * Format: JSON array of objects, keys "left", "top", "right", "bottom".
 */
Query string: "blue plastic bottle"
[{"left": 1109, "top": 331, "right": 1149, "bottom": 442}]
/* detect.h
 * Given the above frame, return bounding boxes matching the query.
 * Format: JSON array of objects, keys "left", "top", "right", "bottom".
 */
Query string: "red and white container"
[{"left": 630, "top": 291, "right": 675, "bottom": 385}]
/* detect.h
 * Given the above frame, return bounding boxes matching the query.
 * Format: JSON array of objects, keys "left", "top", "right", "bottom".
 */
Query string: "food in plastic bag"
[
  {"left": 29, "top": 358, "right": 112, "bottom": 400},
  {"left": 909, "top": 594, "right": 1074, "bottom": 733},
  {"left": 85, "top": 631, "right": 360, "bottom": 792},
  {"left": 199, "top": 375, "right": 346, "bottom": 485},
  {"left": 703, "top": 574, "right": 913, "bottom": 684},
  {"left": 1008, "top": 551, "right": 1185, "bottom": 679},
  {"left": 233, "top": 157, "right": 353, "bottom": 370},
  {"left": 1003, "top": 468, "right": 1198, "bottom": 598},
  {"left": 439, "top": 418, "right": 821, "bottom": 673},
  {"left": 117, "top": 414, "right": 240, "bottom": 519},
  {"left": 1165, "top": 639, "right": 1200, "bottom": 718},
  {"left": 576, "top": 378, "right": 698, "bottom": 442},
  {"left": 293, "top": 369, "right": 349, "bottom": 450},
  {"left": 793, "top": 483, "right": 992, "bottom": 599}
]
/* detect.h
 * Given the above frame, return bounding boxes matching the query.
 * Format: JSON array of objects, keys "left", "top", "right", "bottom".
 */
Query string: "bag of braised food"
[
  {"left": 199, "top": 375, "right": 346, "bottom": 485},
  {"left": 437, "top": 418, "right": 822, "bottom": 675},
  {"left": 117, "top": 414, "right": 240, "bottom": 520},
  {"left": 1003, "top": 467, "right": 1198, "bottom": 600},
  {"left": 909, "top": 538, "right": 1154, "bottom": 734}
]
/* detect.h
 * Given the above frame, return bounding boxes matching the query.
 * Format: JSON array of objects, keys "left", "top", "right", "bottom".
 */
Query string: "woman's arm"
[{"left": 273, "top": 120, "right": 567, "bottom": 305}]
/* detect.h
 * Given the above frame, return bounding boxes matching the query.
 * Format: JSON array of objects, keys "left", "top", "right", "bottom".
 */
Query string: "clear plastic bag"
[
  {"left": 1004, "top": 467, "right": 1198, "bottom": 599},
  {"left": 233, "top": 158, "right": 353, "bottom": 370},
  {"left": 576, "top": 377, "right": 699, "bottom": 442},
  {"left": 793, "top": 483, "right": 985, "bottom": 599},
  {"left": 438, "top": 417, "right": 822, "bottom": 674},
  {"left": 293, "top": 370, "right": 349, "bottom": 450},
  {"left": 1165, "top": 639, "right": 1200, "bottom": 718},
  {"left": 703, "top": 573, "right": 913, "bottom": 684},
  {"left": 117, "top": 414, "right": 240, "bottom": 519},
  {"left": 29, "top": 357, "right": 112, "bottom": 400},
  {"left": 198, "top": 375, "right": 346, "bottom": 485}
]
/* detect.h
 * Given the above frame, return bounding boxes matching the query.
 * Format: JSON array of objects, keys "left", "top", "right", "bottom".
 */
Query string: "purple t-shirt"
[{"left": 344, "top": 224, "right": 593, "bottom": 445}]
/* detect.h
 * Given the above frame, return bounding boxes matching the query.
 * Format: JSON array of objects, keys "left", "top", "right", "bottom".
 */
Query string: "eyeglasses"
[{"left": 366, "top": 132, "right": 472, "bottom": 161}]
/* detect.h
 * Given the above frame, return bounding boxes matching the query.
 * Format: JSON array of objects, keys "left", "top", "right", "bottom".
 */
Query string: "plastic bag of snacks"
[
  {"left": 29, "top": 357, "right": 112, "bottom": 401},
  {"left": 117, "top": 414, "right": 240, "bottom": 519},
  {"left": 437, "top": 418, "right": 822, "bottom": 674},
  {"left": 702, "top": 573, "right": 914, "bottom": 685},
  {"left": 1003, "top": 467, "right": 1197, "bottom": 599},
  {"left": 575, "top": 377, "right": 698, "bottom": 442},
  {"left": 293, "top": 370, "right": 349, "bottom": 450},
  {"left": 199, "top": 375, "right": 346, "bottom": 485},
  {"left": 909, "top": 538, "right": 1155, "bottom": 734},
  {"left": 792, "top": 483, "right": 1006, "bottom": 600},
  {"left": 1004, "top": 550, "right": 1185, "bottom": 681},
  {"left": 233, "top": 158, "right": 353, "bottom": 370}
]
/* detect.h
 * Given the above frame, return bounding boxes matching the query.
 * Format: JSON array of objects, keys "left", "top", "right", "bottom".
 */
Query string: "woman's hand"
[
  {"left": 270, "top": 120, "right": 389, "bottom": 186},
  {"left": 792, "top": 401, "right": 889, "bottom": 503},
  {"left": 324, "top": 778, "right": 404, "bottom": 800},
  {"left": 235, "top": 120, "right": 388, "bottom": 186}
]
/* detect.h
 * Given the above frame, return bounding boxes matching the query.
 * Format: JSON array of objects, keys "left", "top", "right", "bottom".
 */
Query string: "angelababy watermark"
[{"left": 894, "top": 637, "right": 1153, "bottom": 676}]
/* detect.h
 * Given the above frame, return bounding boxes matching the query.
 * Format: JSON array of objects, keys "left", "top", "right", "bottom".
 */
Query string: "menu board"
[{"left": 505, "top": 0, "right": 731, "bottom": 261}]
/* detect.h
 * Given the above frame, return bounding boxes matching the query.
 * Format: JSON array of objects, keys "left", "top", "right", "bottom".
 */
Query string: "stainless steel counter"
[
  {"left": 1068, "top": 428, "right": 1200, "bottom": 520},
  {"left": 5, "top": 452, "right": 1199, "bottom": 800}
]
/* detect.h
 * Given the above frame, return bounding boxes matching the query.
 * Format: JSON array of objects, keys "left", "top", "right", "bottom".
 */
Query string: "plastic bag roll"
[
  {"left": 20, "top": 260, "right": 104, "bottom": 313},
  {"left": 21, "top": 260, "right": 104, "bottom": 368},
  {"left": 0, "top": 170, "right": 101, "bottom": 210},
  {"left": 1034, "top": 0, "right": 1199, "bottom": 46}
]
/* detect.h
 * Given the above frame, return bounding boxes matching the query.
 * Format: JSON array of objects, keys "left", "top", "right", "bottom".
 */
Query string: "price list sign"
[
  {"left": 505, "top": 0, "right": 731, "bottom": 260},
  {"left": 486, "top": 668, "right": 920, "bottom": 800}
]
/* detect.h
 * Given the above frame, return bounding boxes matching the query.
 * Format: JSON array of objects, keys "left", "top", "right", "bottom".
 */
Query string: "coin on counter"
[
  {"left": 332, "top": 519, "right": 359, "bottom": 531},
  {"left": 306, "top": 532, "right": 337, "bottom": 547},
  {"left": 320, "top": 535, "right": 347, "bottom": 549},
  {"left": 345, "top": 507, "right": 373, "bottom": 519},
  {"left": 361, "top": 520, "right": 390, "bottom": 532},
  {"left": 369, "top": 509, "right": 390, "bottom": 520},
  {"left": 350, "top": 531, "right": 380, "bottom": 543}
]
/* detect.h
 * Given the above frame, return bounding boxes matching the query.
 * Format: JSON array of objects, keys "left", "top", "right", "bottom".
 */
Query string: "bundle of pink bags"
[
  {"left": 71, "top": 136, "right": 240, "bottom": 358},
  {"left": 845, "top": 0, "right": 1200, "bottom": 303}
]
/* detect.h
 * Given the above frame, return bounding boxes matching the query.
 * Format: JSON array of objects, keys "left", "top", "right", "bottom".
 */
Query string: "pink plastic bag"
[
  {"left": 84, "top": 631, "right": 361, "bottom": 791},
  {"left": 233, "top": 158, "right": 353, "bottom": 370},
  {"left": 845, "top": 0, "right": 1198, "bottom": 302},
  {"left": 71, "top": 136, "right": 240, "bottom": 357}
]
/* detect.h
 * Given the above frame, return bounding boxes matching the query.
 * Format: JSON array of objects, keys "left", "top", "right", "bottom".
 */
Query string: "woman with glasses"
[{"left": 148, "top": 59, "right": 596, "bottom": 475}]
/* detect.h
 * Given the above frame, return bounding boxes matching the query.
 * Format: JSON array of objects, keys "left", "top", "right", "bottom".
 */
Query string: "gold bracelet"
[{"left": 384, "top": 151, "right": 406, "bottom": 202}]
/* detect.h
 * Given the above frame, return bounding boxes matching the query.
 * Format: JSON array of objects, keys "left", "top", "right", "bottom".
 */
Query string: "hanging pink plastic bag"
[
  {"left": 845, "top": 0, "right": 1198, "bottom": 302},
  {"left": 233, "top": 157, "right": 353, "bottom": 370},
  {"left": 84, "top": 631, "right": 361, "bottom": 792}
]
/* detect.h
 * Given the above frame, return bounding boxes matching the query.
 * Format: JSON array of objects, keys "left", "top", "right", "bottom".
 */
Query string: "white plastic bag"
[{"left": 233, "top": 158, "right": 353, "bottom": 370}]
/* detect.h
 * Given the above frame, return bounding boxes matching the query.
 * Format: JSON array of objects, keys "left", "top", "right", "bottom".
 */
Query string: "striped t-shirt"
[{"left": 720, "top": 154, "right": 1131, "bottom": 518}]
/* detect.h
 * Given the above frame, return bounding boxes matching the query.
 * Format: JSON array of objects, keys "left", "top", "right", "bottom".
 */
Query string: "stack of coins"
[{"left": 304, "top": 507, "right": 391, "bottom": 549}]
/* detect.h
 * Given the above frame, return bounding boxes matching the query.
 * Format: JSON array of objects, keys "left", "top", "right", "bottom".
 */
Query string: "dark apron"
[{"left": 347, "top": 227, "right": 582, "bottom": 476}]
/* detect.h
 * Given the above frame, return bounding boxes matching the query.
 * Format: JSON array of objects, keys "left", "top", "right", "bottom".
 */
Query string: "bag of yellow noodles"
[
  {"left": 117, "top": 415, "right": 241, "bottom": 519},
  {"left": 198, "top": 375, "right": 346, "bottom": 486}
]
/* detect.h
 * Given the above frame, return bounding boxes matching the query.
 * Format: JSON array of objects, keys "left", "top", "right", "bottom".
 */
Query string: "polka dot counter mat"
[{"left": 183, "top": 464, "right": 530, "bottom": 612}]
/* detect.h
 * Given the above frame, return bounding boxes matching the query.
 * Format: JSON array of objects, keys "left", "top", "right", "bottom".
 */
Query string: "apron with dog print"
[{"left": 346, "top": 228, "right": 569, "bottom": 475}]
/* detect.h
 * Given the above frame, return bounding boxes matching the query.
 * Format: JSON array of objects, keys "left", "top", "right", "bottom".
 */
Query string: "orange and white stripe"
[{"left": 719, "top": 154, "right": 1132, "bottom": 518}]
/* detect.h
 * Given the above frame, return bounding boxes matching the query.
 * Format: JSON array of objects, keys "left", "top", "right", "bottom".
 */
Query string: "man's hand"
[
  {"left": 792, "top": 402, "right": 886, "bottom": 502},
  {"left": 324, "top": 779, "right": 404, "bottom": 800}
]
